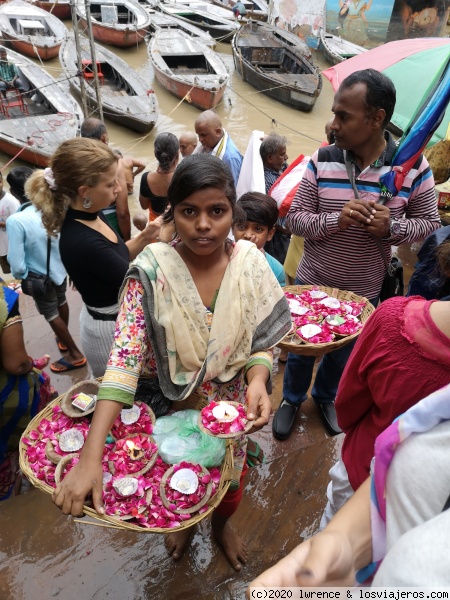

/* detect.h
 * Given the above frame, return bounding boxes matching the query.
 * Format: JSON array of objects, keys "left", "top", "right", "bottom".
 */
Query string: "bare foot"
[
  {"left": 165, "top": 525, "right": 195, "bottom": 561},
  {"left": 211, "top": 513, "right": 248, "bottom": 571}
]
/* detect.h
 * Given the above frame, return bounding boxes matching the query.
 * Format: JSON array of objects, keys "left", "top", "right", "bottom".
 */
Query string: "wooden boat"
[
  {"left": 149, "top": 29, "right": 228, "bottom": 110},
  {"left": 232, "top": 20, "right": 321, "bottom": 112},
  {"left": 0, "top": 45, "right": 82, "bottom": 166},
  {"left": 0, "top": 0, "right": 67, "bottom": 60},
  {"left": 60, "top": 33, "right": 158, "bottom": 132},
  {"left": 76, "top": 0, "right": 150, "bottom": 48},
  {"left": 158, "top": 2, "right": 240, "bottom": 42},
  {"left": 319, "top": 28, "right": 367, "bottom": 65},
  {"left": 211, "top": 0, "right": 268, "bottom": 22},
  {"left": 30, "top": 0, "right": 71, "bottom": 20},
  {"left": 147, "top": 9, "right": 216, "bottom": 48}
]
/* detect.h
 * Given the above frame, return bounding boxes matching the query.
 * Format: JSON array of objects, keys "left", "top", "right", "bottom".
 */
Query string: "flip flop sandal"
[
  {"left": 246, "top": 439, "right": 266, "bottom": 468},
  {"left": 55, "top": 337, "right": 68, "bottom": 352},
  {"left": 50, "top": 357, "right": 87, "bottom": 373}
]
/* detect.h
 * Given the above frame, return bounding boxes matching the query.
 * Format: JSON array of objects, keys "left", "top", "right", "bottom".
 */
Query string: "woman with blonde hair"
[{"left": 28, "top": 138, "right": 161, "bottom": 377}]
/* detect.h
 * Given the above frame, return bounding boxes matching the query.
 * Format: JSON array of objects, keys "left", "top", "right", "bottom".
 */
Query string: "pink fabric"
[{"left": 336, "top": 296, "right": 450, "bottom": 491}]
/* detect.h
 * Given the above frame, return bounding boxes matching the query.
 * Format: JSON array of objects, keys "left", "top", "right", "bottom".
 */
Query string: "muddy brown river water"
[{"left": 0, "top": 38, "right": 421, "bottom": 600}]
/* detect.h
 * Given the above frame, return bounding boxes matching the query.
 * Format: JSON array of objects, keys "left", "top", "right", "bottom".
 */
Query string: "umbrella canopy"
[{"left": 322, "top": 38, "right": 450, "bottom": 145}]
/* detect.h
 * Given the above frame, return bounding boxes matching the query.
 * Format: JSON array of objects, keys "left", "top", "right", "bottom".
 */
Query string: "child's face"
[
  {"left": 233, "top": 220, "right": 275, "bottom": 250},
  {"left": 174, "top": 187, "right": 233, "bottom": 257}
]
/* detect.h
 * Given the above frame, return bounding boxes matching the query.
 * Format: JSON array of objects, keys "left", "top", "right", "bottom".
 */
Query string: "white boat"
[
  {"left": 0, "top": 44, "right": 82, "bottom": 166},
  {"left": 147, "top": 9, "right": 216, "bottom": 47},
  {"left": 75, "top": 0, "right": 150, "bottom": 47},
  {"left": 158, "top": 1, "right": 240, "bottom": 42},
  {"left": 60, "top": 34, "right": 158, "bottom": 133},
  {"left": 319, "top": 28, "right": 368, "bottom": 65},
  {"left": 0, "top": 0, "right": 67, "bottom": 60},
  {"left": 149, "top": 29, "right": 228, "bottom": 110}
]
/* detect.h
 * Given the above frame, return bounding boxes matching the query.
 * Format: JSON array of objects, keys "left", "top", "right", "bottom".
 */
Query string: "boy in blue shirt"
[{"left": 233, "top": 192, "right": 285, "bottom": 287}]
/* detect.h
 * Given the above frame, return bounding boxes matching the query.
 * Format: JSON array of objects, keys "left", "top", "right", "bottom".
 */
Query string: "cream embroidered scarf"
[{"left": 126, "top": 240, "right": 291, "bottom": 401}]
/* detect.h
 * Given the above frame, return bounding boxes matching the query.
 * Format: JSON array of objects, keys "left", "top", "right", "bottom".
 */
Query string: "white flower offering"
[
  {"left": 58, "top": 428, "right": 85, "bottom": 452},
  {"left": 287, "top": 298, "right": 310, "bottom": 316},
  {"left": 325, "top": 315, "right": 346, "bottom": 327},
  {"left": 211, "top": 401, "right": 239, "bottom": 423},
  {"left": 120, "top": 405, "right": 140, "bottom": 425},
  {"left": 170, "top": 468, "right": 199, "bottom": 495},
  {"left": 309, "top": 290, "right": 328, "bottom": 299},
  {"left": 319, "top": 297, "right": 341, "bottom": 309},
  {"left": 113, "top": 477, "right": 139, "bottom": 497},
  {"left": 102, "top": 472, "right": 113, "bottom": 485},
  {"left": 299, "top": 324, "right": 322, "bottom": 339}
]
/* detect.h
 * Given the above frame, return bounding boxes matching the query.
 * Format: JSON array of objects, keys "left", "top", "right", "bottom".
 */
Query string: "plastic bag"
[{"left": 153, "top": 409, "right": 226, "bottom": 467}]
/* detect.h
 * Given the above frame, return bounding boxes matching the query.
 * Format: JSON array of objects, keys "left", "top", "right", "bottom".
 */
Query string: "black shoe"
[
  {"left": 315, "top": 401, "right": 342, "bottom": 436},
  {"left": 272, "top": 400, "right": 299, "bottom": 440}
]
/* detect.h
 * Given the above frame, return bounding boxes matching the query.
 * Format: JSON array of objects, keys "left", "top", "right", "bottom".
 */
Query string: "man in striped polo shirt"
[{"left": 273, "top": 68, "right": 440, "bottom": 440}]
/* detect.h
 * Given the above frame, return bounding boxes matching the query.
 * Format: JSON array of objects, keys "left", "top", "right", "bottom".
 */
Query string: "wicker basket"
[
  {"left": 278, "top": 285, "right": 375, "bottom": 357},
  {"left": 19, "top": 391, "right": 234, "bottom": 533},
  {"left": 60, "top": 380, "right": 100, "bottom": 418}
]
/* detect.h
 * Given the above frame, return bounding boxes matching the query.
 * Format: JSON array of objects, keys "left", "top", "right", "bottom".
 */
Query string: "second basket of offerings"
[{"left": 278, "top": 285, "right": 375, "bottom": 357}]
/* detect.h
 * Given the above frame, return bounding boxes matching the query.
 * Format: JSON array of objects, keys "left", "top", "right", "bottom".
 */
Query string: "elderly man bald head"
[
  {"left": 179, "top": 132, "right": 198, "bottom": 158},
  {"left": 194, "top": 110, "right": 243, "bottom": 185}
]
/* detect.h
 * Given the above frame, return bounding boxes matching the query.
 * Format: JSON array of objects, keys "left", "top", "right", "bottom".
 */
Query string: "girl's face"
[
  {"left": 173, "top": 187, "right": 233, "bottom": 257},
  {"left": 80, "top": 163, "right": 120, "bottom": 211}
]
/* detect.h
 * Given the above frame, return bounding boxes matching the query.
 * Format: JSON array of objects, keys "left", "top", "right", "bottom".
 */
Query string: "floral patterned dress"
[{"left": 100, "top": 277, "right": 273, "bottom": 485}]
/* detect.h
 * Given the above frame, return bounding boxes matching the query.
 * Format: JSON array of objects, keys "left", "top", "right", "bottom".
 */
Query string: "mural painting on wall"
[
  {"left": 385, "top": 0, "right": 450, "bottom": 41},
  {"left": 325, "top": 0, "right": 395, "bottom": 47},
  {"left": 270, "top": 0, "right": 326, "bottom": 47}
]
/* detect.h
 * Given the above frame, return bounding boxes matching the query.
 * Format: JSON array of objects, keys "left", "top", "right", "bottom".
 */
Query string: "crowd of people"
[{"left": 0, "top": 66, "right": 448, "bottom": 585}]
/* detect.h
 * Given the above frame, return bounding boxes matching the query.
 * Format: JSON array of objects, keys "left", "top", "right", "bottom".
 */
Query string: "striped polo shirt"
[{"left": 287, "top": 136, "right": 439, "bottom": 300}]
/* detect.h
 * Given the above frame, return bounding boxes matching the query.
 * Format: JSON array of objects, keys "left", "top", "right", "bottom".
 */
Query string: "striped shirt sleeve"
[
  {"left": 286, "top": 153, "right": 341, "bottom": 240},
  {"left": 384, "top": 156, "right": 440, "bottom": 244}
]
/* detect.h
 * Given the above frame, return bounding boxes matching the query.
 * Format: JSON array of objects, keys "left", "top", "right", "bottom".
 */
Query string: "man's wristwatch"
[{"left": 389, "top": 219, "right": 401, "bottom": 235}]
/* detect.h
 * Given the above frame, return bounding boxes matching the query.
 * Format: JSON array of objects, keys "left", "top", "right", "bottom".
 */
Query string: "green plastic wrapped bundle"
[{"left": 153, "top": 409, "right": 226, "bottom": 467}]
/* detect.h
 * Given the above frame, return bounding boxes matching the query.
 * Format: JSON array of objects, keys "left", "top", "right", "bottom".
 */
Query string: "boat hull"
[
  {"left": 60, "top": 35, "right": 158, "bottom": 133},
  {"left": 319, "top": 29, "right": 367, "bottom": 65},
  {"left": 3, "top": 34, "right": 60, "bottom": 60},
  {"left": 78, "top": 18, "right": 147, "bottom": 47},
  {"left": 232, "top": 23, "right": 321, "bottom": 111},
  {"left": 34, "top": 1, "right": 71, "bottom": 19},
  {"left": 152, "top": 65, "right": 225, "bottom": 110},
  {"left": 0, "top": 44, "right": 81, "bottom": 166}
]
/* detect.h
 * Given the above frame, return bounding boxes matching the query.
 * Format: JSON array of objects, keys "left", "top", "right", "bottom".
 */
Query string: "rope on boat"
[
  {"left": 221, "top": 84, "right": 323, "bottom": 144},
  {"left": 215, "top": 30, "right": 236, "bottom": 43},
  {"left": 0, "top": 146, "right": 27, "bottom": 171},
  {"left": 123, "top": 82, "right": 199, "bottom": 155}
]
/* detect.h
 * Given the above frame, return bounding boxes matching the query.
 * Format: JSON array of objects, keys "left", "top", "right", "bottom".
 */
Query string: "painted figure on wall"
[{"left": 338, "top": 0, "right": 373, "bottom": 45}]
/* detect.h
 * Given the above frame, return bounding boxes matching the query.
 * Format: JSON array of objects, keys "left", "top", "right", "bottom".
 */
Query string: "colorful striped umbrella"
[{"left": 322, "top": 38, "right": 450, "bottom": 146}]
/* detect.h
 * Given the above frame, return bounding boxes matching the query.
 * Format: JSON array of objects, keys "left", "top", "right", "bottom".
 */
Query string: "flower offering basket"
[
  {"left": 278, "top": 285, "right": 375, "bottom": 357},
  {"left": 19, "top": 389, "right": 235, "bottom": 533}
]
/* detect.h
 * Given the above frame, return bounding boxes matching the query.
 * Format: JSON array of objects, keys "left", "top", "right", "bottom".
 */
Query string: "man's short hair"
[
  {"left": 80, "top": 118, "right": 108, "bottom": 140},
  {"left": 260, "top": 133, "right": 287, "bottom": 163},
  {"left": 234, "top": 192, "right": 279, "bottom": 230},
  {"left": 339, "top": 68, "right": 396, "bottom": 128}
]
